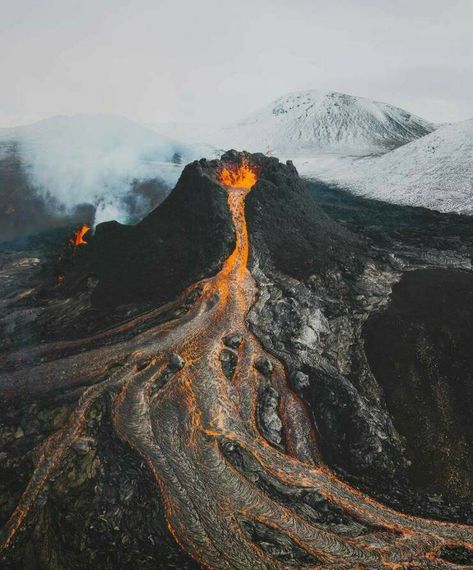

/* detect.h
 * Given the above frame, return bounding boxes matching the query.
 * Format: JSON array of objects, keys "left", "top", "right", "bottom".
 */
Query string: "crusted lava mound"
[{"left": 2, "top": 151, "right": 473, "bottom": 569}]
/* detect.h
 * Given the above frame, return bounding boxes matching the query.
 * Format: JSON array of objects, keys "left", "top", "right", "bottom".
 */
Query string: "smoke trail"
[{"left": 1, "top": 114, "right": 210, "bottom": 229}]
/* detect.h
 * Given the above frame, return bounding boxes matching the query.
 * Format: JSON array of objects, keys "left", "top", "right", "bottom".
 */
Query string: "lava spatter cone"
[{"left": 61, "top": 150, "right": 358, "bottom": 308}]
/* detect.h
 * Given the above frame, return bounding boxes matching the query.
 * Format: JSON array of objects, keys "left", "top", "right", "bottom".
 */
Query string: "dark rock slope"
[
  {"left": 63, "top": 160, "right": 235, "bottom": 307},
  {"left": 246, "top": 154, "right": 361, "bottom": 279},
  {"left": 364, "top": 269, "right": 473, "bottom": 504}
]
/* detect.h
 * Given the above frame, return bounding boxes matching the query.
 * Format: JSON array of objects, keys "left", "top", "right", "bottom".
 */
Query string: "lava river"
[{"left": 2, "top": 160, "right": 473, "bottom": 569}]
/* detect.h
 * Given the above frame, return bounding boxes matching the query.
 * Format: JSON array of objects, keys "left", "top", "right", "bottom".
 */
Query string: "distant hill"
[
  {"left": 209, "top": 90, "right": 435, "bottom": 156},
  {"left": 300, "top": 118, "right": 473, "bottom": 215}
]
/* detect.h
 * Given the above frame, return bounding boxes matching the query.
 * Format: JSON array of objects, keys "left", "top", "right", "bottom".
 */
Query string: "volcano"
[{"left": 1, "top": 151, "right": 473, "bottom": 569}]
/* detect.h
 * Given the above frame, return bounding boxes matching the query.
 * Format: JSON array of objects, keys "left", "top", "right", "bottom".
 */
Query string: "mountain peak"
[{"left": 211, "top": 89, "right": 435, "bottom": 156}]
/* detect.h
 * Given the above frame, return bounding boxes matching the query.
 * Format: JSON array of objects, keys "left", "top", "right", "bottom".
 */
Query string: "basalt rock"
[
  {"left": 168, "top": 353, "right": 185, "bottom": 372},
  {"left": 245, "top": 156, "right": 362, "bottom": 280},
  {"left": 219, "top": 348, "right": 238, "bottom": 380},
  {"left": 223, "top": 333, "right": 242, "bottom": 349}
]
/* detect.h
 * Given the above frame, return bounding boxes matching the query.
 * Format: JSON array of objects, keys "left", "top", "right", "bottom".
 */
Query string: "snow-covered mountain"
[
  {"left": 298, "top": 119, "right": 473, "bottom": 215},
  {"left": 209, "top": 90, "right": 435, "bottom": 156},
  {"left": 209, "top": 89, "right": 471, "bottom": 216},
  {"left": 0, "top": 114, "right": 209, "bottom": 234}
]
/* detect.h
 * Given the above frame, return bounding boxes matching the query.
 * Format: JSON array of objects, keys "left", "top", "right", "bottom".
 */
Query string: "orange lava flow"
[
  {"left": 112, "top": 169, "right": 473, "bottom": 568},
  {"left": 217, "top": 157, "right": 258, "bottom": 189},
  {"left": 70, "top": 224, "right": 90, "bottom": 246}
]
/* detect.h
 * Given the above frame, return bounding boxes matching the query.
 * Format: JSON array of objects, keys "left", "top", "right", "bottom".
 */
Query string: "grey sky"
[{"left": 1, "top": 0, "right": 472, "bottom": 129}]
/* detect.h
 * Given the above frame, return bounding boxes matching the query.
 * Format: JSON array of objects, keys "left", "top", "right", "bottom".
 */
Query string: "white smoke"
[{"left": 1, "top": 114, "right": 209, "bottom": 226}]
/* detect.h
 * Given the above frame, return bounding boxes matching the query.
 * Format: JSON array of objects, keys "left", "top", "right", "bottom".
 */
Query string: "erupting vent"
[
  {"left": 218, "top": 158, "right": 258, "bottom": 189},
  {"left": 70, "top": 224, "right": 91, "bottom": 246},
  {"left": 55, "top": 224, "right": 91, "bottom": 287}
]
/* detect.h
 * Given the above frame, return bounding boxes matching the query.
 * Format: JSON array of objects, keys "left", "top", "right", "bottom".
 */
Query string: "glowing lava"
[
  {"left": 218, "top": 157, "right": 258, "bottom": 189},
  {"left": 70, "top": 224, "right": 90, "bottom": 246}
]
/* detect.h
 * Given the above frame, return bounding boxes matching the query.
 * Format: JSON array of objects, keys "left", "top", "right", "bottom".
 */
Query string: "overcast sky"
[{"left": 1, "top": 0, "right": 472, "bottom": 130}]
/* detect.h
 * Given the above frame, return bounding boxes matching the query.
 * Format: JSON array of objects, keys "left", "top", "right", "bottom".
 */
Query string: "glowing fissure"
[{"left": 2, "top": 161, "right": 473, "bottom": 568}]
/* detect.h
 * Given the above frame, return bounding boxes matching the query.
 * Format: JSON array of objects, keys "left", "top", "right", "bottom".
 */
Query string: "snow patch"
[{"left": 298, "top": 119, "right": 473, "bottom": 215}]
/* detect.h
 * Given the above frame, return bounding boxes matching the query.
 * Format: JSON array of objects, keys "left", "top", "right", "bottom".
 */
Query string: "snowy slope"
[
  {"left": 210, "top": 90, "right": 435, "bottom": 156},
  {"left": 298, "top": 119, "right": 473, "bottom": 214},
  {"left": 0, "top": 114, "right": 203, "bottom": 225}
]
